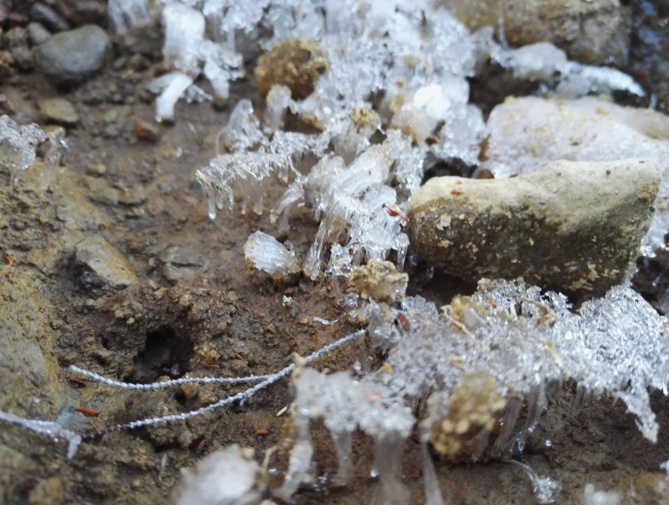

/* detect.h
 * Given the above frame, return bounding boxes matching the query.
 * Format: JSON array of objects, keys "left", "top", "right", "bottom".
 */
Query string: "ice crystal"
[
  {"left": 0, "top": 410, "right": 81, "bottom": 459},
  {"left": 172, "top": 445, "right": 262, "bottom": 505},
  {"left": 243, "top": 231, "right": 300, "bottom": 279},
  {"left": 492, "top": 41, "right": 644, "bottom": 98},
  {"left": 0, "top": 115, "right": 47, "bottom": 183}
]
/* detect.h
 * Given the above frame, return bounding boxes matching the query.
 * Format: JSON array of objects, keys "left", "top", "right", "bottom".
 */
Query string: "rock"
[
  {"left": 30, "top": 3, "right": 71, "bottom": 33},
  {"left": 347, "top": 260, "right": 408, "bottom": 303},
  {"left": 160, "top": 246, "right": 209, "bottom": 284},
  {"left": 74, "top": 236, "right": 137, "bottom": 290},
  {"left": 134, "top": 119, "right": 161, "bottom": 143},
  {"left": 27, "top": 23, "right": 52, "bottom": 46},
  {"left": 255, "top": 38, "right": 329, "bottom": 99},
  {"left": 40, "top": 97, "right": 79, "bottom": 126},
  {"left": 408, "top": 159, "right": 661, "bottom": 296},
  {"left": 444, "top": 0, "right": 629, "bottom": 66},
  {"left": 55, "top": 0, "right": 108, "bottom": 27},
  {"left": 36, "top": 25, "right": 112, "bottom": 89},
  {"left": 480, "top": 96, "right": 669, "bottom": 255}
]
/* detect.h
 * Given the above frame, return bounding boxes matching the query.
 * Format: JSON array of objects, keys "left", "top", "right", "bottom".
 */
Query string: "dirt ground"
[{"left": 2, "top": 9, "right": 669, "bottom": 505}]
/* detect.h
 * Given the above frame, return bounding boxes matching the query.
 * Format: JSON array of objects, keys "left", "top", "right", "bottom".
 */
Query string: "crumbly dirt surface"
[{"left": 2, "top": 23, "right": 669, "bottom": 505}]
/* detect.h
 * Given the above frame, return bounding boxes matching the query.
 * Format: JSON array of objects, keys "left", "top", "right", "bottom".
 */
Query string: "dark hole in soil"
[{"left": 128, "top": 325, "right": 194, "bottom": 383}]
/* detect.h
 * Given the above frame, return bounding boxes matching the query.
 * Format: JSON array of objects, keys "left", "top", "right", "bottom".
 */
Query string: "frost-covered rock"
[
  {"left": 408, "top": 159, "right": 661, "bottom": 295},
  {"left": 172, "top": 445, "right": 262, "bottom": 505},
  {"left": 481, "top": 97, "right": 669, "bottom": 254}
]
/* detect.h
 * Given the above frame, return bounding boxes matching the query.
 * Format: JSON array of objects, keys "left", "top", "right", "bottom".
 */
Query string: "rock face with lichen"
[
  {"left": 444, "top": 0, "right": 629, "bottom": 66},
  {"left": 408, "top": 159, "right": 661, "bottom": 295},
  {"left": 254, "top": 38, "right": 329, "bottom": 99}
]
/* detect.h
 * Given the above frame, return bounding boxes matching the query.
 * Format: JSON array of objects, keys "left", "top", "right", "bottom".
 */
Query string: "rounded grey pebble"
[{"left": 36, "top": 25, "right": 111, "bottom": 89}]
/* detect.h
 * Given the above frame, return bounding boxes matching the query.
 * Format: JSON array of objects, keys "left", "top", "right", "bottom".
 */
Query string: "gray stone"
[
  {"left": 27, "top": 23, "right": 52, "bottom": 46},
  {"left": 36, "top": 25, "right": 111, "bottom": 89},
  {"left": 408, "top": 159, "right": 661, "bottom": 296},
  {"left": 160, "top": 246, "right": 208, "bottom": 284},
  {"left": 40, "top": 97, "right": 79, "bottom": 126},
  {"left": 74, "top": 236, "right": 137, "bottom": 290},
  {"left": 31, "top": 3, "right": 71, "bottom": 33}
]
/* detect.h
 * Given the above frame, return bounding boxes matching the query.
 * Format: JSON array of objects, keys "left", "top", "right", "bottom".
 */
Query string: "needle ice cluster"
[
  {"left": 0, "top": 115, "right": 47, "bottom": 183},
  {"left": 148, "top": 2, "right": 244, "bottom": 122},
  {"left": 108, "top": 0, "right": 151, "bottom": 31}
]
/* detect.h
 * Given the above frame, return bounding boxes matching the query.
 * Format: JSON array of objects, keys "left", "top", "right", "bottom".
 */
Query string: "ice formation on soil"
[
  {"left": 4, "top": 1, "right": 669, "bottom": 504},
  {"left": 0, "top": 115, "right": 47, "bottom": 183}
]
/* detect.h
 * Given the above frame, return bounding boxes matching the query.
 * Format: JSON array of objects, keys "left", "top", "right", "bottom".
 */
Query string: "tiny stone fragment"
[
  {"left": 39, "top": 98, "right": 79, "bottom": 126},
  {"left": 347, "top": 260, "right": 408, "bottom": 303},
  {"left": 408, "top": 159, "right": 661, "bottom": 295},
  {"left": 134, "top": 119, "right": 161, "bottom": 143},
  {"left": 255, "top": 38, "right": 329, "bottom": 99},
  {"left": 74, "top": 236, "right": 137, "bottom": 290},
  {"left": 27, "top": 23, "right": 52, "bottom": 46}
]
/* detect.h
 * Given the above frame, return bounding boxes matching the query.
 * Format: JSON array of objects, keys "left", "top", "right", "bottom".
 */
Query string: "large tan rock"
[{"left": 408, "top": 159, "right": 661, "bottom": 295}]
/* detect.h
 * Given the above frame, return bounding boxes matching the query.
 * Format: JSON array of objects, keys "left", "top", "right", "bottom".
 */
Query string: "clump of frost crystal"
[
  {"left": 172, "top": 445, "right": 262, "bottom": 505},
  {"left": 244, "top": 231, "right": 300, "bottom": 280},
  {"left": 192, "top": 1, "right": 490, "bottom": 276},
  {"left": 491, "top": 40, "right": 644, "bottom": 98},
  {"left": 148, "top": 2, "right": 243, "bottom": 122},
  {"left": 0, "top": 115, "right": 47, "bottom": 184}
]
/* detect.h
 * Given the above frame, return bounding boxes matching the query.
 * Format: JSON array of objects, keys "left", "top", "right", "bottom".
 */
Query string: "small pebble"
[
  {"left": 27, "top": 23, "right": 52, "bottom": 46},
  {"left": 134, "top": 119, "right": 161, "bottom": 143},
  {"left": 40, "top": 97, "right": 79, "bottom": 126}
]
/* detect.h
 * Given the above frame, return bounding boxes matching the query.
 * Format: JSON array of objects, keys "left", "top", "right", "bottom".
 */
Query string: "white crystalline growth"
[
  {"left": 480, "top": 96, "right": 669, "bottom": 255},
  {"left": 197, "top": 102, "right": 331, "bottom": 220},
  {"left": 0, "top": 410, "right": 82, "bottom": 459},
  {"left": 148, "top": 3, "right": 244, "bottom": 122},
  {"left": 244, "top": 231, "right": 299, "bottom": 279},
  {"left": 108, "top": 0, "right": 151, "bottom": 31},
  {"left": 492, "top": 41, "right": 644, "bottom": 98},
  {"left": 369, "top": 279, "right": 669, "bottom": 444},
  {"left": 290, "top": 367, "right": 415, "bottom": 499},
  {"left": 0, "top": 115, "right": 47, "bottom": 183},
  {"left": 172, "top": 445, "right": 262, "bottom": 505}
]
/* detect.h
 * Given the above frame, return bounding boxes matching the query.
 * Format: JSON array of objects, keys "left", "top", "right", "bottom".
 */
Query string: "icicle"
[
  {"left": 506, "top": 460, "right": 560, "bottom": 504},
  {"left": 492, "top": 395, "right": 521, "bottom": 455},
  {"left": 371, "top": 433, "right": 410, "bottom": 505},
  {"left": 516, "top": 382, "right": 547, "bottom": 452},
  {"left": 330, "top": 429, "right": 354, "bottom": 487},
  {"left": 421, "top": 443, "right": 444, "bottom": 505}
]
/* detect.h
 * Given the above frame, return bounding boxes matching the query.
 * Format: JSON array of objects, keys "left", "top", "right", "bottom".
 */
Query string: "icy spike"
[{"left": 408, "top": 159, "right": 661, "bottom": 296}]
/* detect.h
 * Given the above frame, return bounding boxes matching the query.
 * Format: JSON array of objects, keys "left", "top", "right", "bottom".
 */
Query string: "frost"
[
  {"left": 244, "top": 231, "right": 300, "bottom": 279},
  {"left": 0, "top": 115, "right": 47, "bottom": 183},
  {"left": 149, "top": 3, "right": 244, "bottom": 122},
  {"left": 172, "top": 445, "right": 262, "bottom": 505},
  {"left": 0, "top": 410, "right": 82, "bottom": 459},
  {"left": 493, "top": 41, "right": 644, "bottom": 98},
  {"left": 583, "top": 484, "right": 621, "bottom": 505}
]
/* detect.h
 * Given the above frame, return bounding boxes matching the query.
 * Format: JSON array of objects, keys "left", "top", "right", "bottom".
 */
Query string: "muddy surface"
[{"left": 2, "top": 9, "right": 669, "bottom": 505}]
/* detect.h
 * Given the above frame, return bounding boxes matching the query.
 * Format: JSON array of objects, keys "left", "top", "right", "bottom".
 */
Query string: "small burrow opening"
[{"left": 127, "top": 325, "right": 194, "bottom": 383}]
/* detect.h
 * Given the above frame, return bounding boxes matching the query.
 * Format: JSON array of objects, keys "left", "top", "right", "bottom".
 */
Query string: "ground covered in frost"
[{"left": 3, "top": 1, "right": 669, "bottom": 504}]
